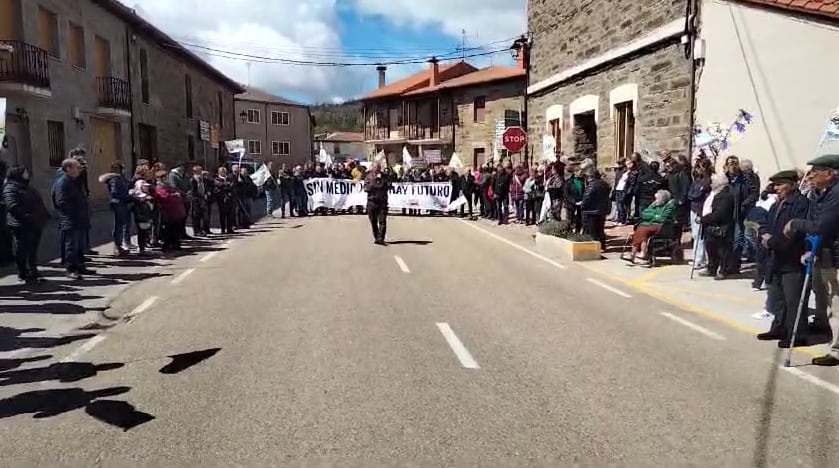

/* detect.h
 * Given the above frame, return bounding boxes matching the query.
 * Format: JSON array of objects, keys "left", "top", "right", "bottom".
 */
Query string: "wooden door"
[
  {"left": 0, "top": 0, "right": 19, "bottom": 40},
  {"left": 94, "top": 36, "right": 111, "bottom": 77},
  {"left": 90, "top": 118, "right": 121, "bottom": 201}
]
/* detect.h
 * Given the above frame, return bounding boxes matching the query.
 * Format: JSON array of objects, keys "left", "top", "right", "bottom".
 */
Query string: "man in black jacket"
[
  {"left": 4, "top": 165, "right": 50, "bottom": 283},
  {"left": 785, "top": 153, "right": 839, "bottom": 365},
  {"left": 493, "top": 161, "right": 512, "bottom": 225},
  {"left": 52, "top": 158, "right": 92, "bottom": 279},
  {"left": 365, "top": 162, "right": 391, "bottom": 245},
  {"left": 756, "top": 171, "right": 811, "bottom": 347},
  {"left": 581, "top": 170, "right": 611, "bottom": 248}
]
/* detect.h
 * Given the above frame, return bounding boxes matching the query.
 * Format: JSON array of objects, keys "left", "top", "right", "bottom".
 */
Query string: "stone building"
[
  {"left": 313, "top": 132, "right": 366, "bottom": 162},
  {"left": 527, "top": 0, "right": 694, "bottom": 169},
  {"left": 234, "top": 87, "right": 313, "bottom": 169},
  {"left": 0, "top": 0, "right": 243, "bottom": 203},
  {"left": 361, "top": 59, "right": 526, "bottom": 168}
]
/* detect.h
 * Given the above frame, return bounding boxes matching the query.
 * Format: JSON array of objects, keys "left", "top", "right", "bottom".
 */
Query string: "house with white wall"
[{"left": 696, "top": 0, "right": 839, "bottom": 175}]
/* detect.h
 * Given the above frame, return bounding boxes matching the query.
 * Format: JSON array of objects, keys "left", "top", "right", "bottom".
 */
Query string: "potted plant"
[{"left": 534, "top": 219, "right": 602, "bottom": 261}]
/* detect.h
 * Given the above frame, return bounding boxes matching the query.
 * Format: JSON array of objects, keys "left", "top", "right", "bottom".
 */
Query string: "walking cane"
[
  {"left": 784, "top": 234, "right": 822, "bottom": 368},
  {"left": 689, "top": 224, "right": 703, "bottom": 280}
]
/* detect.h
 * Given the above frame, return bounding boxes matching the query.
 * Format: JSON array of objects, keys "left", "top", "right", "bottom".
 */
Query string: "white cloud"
[
  {"left": 351, "top": 0, "right": 527, "bottom": 45},
  {"left": 123, "top": 0, "right": 369, "bottom": 103}
]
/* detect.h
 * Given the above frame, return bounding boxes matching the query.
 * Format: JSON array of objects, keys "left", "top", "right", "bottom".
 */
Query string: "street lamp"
[
  {"left": 239, "top": 110, "right": 247, "bottom": 123},
  {"left": 510, "top": 39, "right": 523, "bottom": 60}
]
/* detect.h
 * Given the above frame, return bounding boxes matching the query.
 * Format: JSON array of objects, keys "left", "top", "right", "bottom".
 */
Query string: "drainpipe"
[
  {"left": 124, "top": 24, "right": 137, "bottom": 169},
  {"left": 686, "top": 0, "right": 699, "bottom": 160}
]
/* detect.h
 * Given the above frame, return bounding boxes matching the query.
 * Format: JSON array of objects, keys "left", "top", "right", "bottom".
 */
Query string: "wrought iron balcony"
[
  {"left": 96, "top": 76, "right": 131, "bottom": 112},
  {"left": 0, "top": 40, "right": 51, "bottom": 90}
]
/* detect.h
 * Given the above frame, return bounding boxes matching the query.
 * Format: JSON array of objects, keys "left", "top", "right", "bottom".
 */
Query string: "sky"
[{"left": 120, "top": 0, "right": 527, "bottom": 104}]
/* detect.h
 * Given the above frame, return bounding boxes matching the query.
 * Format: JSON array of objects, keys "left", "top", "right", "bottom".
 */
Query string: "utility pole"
[
  {"left": 461, "top": 29, "right": 467, "bottom": 60},
  {"left": 246, "top": 62, "right": 252, "bottom": 87}
]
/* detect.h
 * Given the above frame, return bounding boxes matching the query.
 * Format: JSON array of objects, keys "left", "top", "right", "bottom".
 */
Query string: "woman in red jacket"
[{"left": 153, "top": 170, "right": 187, "bottom": 252}]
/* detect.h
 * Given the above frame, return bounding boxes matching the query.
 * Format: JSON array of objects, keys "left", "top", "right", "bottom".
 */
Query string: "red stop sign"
[{"left": 502, "top": 126, "right": 527, "bottom": 153}]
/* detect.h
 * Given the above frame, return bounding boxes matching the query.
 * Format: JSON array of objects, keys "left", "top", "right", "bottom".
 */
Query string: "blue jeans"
[
  {"left": 265, "top": 188, "right": 276, "bottom": 215},
  {"left": 111, "top": 203, "right": 130, "bottom": 246},
  {"left": 513, "top": 198, "right": 525, "bottom": 222},
  {"left": 733, "top": 220, "right": 756, "bottom": 266},
  {"left": 495, "top": 195, "right": 509, "bottom": 224},
  {"left": 62, "top": 228, "right": 85, "bottom": 271}
]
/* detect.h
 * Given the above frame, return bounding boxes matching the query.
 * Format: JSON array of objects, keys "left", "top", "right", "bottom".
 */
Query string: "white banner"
[
  {"left": 0, "top": 98, "right": 6, "bottom": 144},
  {"left": 304, "top": 178, "right": 464, "bottom": 211}
]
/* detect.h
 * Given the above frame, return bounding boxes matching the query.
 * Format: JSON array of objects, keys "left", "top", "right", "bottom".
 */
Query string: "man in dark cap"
[
  {"left": 784, "top": 153, "right": 839, "bottom": 365},
  {"left": 757, "top": 170, "right": 811, "bottom": 347},
  {"left": 364, "top": 161, "right": 391, "bottom": 245}
]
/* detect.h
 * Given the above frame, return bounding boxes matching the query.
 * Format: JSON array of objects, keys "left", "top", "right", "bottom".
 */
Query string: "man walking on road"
[{"left": 365, "top": 161, "right": 391, "bottom": 245}]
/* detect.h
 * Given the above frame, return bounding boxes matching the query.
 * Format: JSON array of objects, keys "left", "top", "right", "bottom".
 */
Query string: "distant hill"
[{"left": 311, "top": 102, "right": 364, "bottom": 135}]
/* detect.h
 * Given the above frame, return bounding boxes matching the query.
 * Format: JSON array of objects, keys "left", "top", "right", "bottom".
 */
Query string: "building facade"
[
  {"left": 0, "top": 0, "right": 242, "bottom": 203},
  {"left": 527, "top": 0, "right": 694, "bottom": 170},
  {"left": 695, "top": 0, "right": 839, "bottom": 174},
  {"left": 234, "top": 87, "right": 313, "bottom": 169},
  {"left": 362, "top": 60, "right": 526, "bottom": 167},
  {"left": 313, "top": 132, "right": 366, "bottom": 162}
]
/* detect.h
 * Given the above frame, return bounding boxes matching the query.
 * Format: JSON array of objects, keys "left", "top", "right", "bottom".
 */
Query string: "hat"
[
  {"left": 768, "top": 170, "right": 799, "bottom": 184},
  {"left": 807, "top": 153, "right": 839, "bottom": 170}
]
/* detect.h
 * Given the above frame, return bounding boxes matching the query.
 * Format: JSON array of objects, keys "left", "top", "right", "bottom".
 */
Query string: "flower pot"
[{"left": 534, "top": 232, "right": 602, "bottom": 262}]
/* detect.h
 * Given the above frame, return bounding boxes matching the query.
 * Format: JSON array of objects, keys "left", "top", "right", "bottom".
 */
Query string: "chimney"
[
  {"left": 376, "top": 65, "right": 387, "bottom": 89},
  {"left": 428, "top": 57, "right": 439, "bottom": 87}
]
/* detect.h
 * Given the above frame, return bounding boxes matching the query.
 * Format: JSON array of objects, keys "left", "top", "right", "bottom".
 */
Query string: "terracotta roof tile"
[
  {"left": 364, "top": 62, "right": 476, "bottom": 99},
  {"left": 403, "top": 66, "right": 525, "bottom": 96},
  {"left": 741, "top": 0, "right": 839, "bottom": 20}
]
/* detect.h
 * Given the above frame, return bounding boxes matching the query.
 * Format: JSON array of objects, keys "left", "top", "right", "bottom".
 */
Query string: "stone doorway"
[{"left": 572, "top": 111, "right": 597, "bottom": 162}]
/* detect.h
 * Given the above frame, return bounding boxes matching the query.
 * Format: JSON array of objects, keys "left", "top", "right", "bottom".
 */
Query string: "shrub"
[{"left": 538, "top": 219, "right": 594, "bottom": 242}]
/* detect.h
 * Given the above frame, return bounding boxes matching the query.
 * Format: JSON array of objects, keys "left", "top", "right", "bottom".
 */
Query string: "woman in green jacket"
[{"left": 623, "top": 189, "right": 676, "bottom": 265}]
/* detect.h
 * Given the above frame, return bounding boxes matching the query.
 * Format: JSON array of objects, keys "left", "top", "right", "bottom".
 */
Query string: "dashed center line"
[
  {"left": 60, "top": 335, "right": 107, "bottom": 363},
  {"left": 660, "top": 312, "right": 726, "bottom": 341},
  {"left": 586, "top": 278, "right": 632, "bottom": 298},
  {"left": 199, "top": 251, "right": 218, "bottom": 263},
  {"left": 436, "top": 322, "right": 480, "bottom": 370},
  {"left": 394, "top": 255, "right": 410, "bottom": 273},
  {"left": 171, "top": 268, "right": 195, "bottom": 285}
]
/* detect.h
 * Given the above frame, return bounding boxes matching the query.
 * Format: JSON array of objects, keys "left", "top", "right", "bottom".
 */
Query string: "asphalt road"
[{"left": 1, "top": 214, "right": 838, "bottom": 467}]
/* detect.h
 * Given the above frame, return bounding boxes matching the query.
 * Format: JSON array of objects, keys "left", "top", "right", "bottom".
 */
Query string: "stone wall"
[
  {"left": 528, "top": 0, "right": 688, "bottom": 83},
  {"left": 527, "top": 43, "right": 693, "bottom": 168},
  {"left": 452, "top": 79, "right": 525, "bottom": 166}
]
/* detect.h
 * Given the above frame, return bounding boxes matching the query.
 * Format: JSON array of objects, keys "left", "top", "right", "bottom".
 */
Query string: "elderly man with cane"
[
  {"left": 754, "top": 171, "right": 811, "bottom": 349},
  {"left": 784, "top": 153, "right": 839, "bottom": 366}
]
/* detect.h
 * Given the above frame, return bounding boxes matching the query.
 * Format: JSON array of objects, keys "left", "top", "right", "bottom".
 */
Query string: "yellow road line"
[
  {"left": 627, "top": 264, "right": 677, "bottom": 285},
  {"left": 661, "top": 285, "right": 765, "bottom": 306}
]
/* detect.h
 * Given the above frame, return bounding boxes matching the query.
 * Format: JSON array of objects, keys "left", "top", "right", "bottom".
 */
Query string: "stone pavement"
[{"left": 0, "top": 202, "right": 268, "bottom": 360}]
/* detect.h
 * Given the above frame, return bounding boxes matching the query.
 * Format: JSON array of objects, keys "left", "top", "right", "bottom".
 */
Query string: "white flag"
[
  {"left": 448, "top": 151, "right": 464, "bottom": 169},
  {"left": 402, "top": 145, "right": 413, "bottom": 169},
  {"left": 250, "top": 163, "right": 271, "bottom": 187},
  {"left": 538, "top": 190, "right": 552, "bottom": 224}
]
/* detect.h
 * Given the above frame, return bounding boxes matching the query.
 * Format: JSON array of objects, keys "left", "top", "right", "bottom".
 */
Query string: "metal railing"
[
  {"left": 0, "top": 40, "right": 50, "bottom": 88},
  {"left": 96, "top": 76, "right": 131, "bottom": 111}
]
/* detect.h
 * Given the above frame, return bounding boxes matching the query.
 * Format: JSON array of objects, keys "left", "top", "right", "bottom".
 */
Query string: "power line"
[{"left": 168, "top": 41, "right": 511, "bottom": 67}]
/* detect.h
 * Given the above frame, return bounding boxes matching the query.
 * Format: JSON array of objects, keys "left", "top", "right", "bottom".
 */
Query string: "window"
[
  {"left": 217, "top": 91, "right": 224, "bottom": 128},
  {"left": 613, "top": 101, "right": 635, "bottom": 164},
  {"left": 184, "top": 74, "right": 193, "bottom": 118},
  {"left": 549, "top": 118, "right": 561, "bottom": 155},
  {"left": 188, "top": 134, "right": 195, "bottom": 161},
  {"left": 271, "top": 111, "right": 289, "bottom": 126},
  {"left": 473, "top": 96, "right": 486, "bottom": 123},
  {"left": 504, "top": 109, "right": 522, "bottom": 128},
  {"left": 47, "top": 121, "right": 65, "bottom": 167},
  {"left": 68, "top": 22, "right": 85, "bottom": 69},
  {"left": 271, "top": 141, "right": 289, "bottom": 156},
  {"left": 139, "top": 48, "right": 149, "bottom": 104},
  {"left": 247, "top": 140, "right": 262, "bottom": 154},
  {"left": 333, "top": 143, "right": 341, "bottom": 154},
  {"left": 246, "top": 109, "right": 260, "bottom": 124},
  {"left": 138, "top": 124, "right": 157, "bottom": 160},
  {"left": 37, "top": 7, "right": 59, "bottom": 58},
  {"left": 472, "top": 147, "right": 486, "bottom": 167}
]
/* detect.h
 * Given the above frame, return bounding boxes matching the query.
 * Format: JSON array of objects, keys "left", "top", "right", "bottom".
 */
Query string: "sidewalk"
[
  {"left": 471, "top": 215, "right": 833, "bottom": 360},
  {"left": 0, "top": 202, "right": 269, "bottom": 360}
]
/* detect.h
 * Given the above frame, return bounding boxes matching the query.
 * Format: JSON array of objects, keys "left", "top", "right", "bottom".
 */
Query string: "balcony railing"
[
  {"left": 0, "top": 40, "right": 50, "bottom": 89},
  {"left": 96, "top": 76, "right": 131, "bottom": 112}
]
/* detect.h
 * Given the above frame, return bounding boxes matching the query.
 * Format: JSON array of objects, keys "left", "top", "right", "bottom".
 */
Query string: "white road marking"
[
  {"left": 124, "top": 296, "right": 159, "bottom": 322},
  {"left": 586, "top": 278, "right": 632, "bottom": 298},
  {"left": 659, "top": 312, "right": 726, "bottom": 341},
  {"left": 60, "top": 335, "right": 107, "bottom": 363},
  {"left": 221, "top": 240, "right": 235, "bottom": 249},
  {"left": 436, "top": 322, "right": 480, "bottom": 370},
  {"left": 393, "top": 255, "right": 410, "bottom": 273},
  {"left": 782, "top": 367, "right": 839, "bottom": 397},
  {"left": 199, "top": 251, "right": 218, "bottom": 263},
  {"left": 170, "top": 268, "right": 195, "bottom": 285},
  {"left": 459, "top": 220, "right": 567, "bottom": 269}
]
